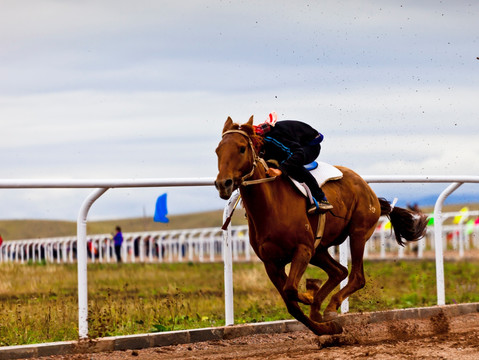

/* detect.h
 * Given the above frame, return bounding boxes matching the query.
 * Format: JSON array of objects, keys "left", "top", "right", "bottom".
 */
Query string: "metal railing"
[
  {"left": 0, "top": 178, "right": 213, "bottom": 339},
  {"left": 0, "top": 175, "right": 478, "bottom": 338},
  {"left": 2, "top": 211, "right": 478, "bottom": 264},
  {"left": 0, "top": 226, "right": 252, "bottom": 264}
]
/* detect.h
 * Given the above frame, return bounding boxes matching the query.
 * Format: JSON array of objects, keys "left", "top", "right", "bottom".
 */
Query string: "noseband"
[{"left": 221, "top": 129, "right": 277, "bottom": 186}]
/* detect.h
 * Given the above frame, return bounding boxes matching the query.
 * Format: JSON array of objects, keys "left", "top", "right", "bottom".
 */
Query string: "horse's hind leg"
[
  {"left": 309, "top": 248, "right": 348, "bottom": 322},
  {"left": 323, "top": 232, "right": 370, "bottom": 318}
]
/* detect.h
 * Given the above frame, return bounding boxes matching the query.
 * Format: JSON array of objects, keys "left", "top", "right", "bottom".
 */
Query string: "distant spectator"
[
  {"left": 407, "top": 202, "right": 421, "bottom": 213},
  {"left": 113, "top": 226, "right": 123, "bottom": 263},
  {"left": 87, "top": 240, "right": 98, "bottom": 259},
  {"left": 0, "top": 234, "right": 3, "bottom": 247}
]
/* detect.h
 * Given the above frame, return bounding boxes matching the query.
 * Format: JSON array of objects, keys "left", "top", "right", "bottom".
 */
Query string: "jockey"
[{"left": 254, "top": 112, "right": 333, "bottom": 213}]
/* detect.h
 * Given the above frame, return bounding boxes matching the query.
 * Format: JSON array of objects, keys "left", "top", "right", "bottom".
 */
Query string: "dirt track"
[{"left": 33, "top": 312, "right": 479, "bottom": 360}]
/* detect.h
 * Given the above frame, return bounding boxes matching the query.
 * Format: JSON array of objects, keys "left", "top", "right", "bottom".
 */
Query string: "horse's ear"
[
  {"left": 223, "top": 117, "right": 233, "bottom": 134},
  {"left": 247, "top": 115, "right": 254, "bottom": 126}
]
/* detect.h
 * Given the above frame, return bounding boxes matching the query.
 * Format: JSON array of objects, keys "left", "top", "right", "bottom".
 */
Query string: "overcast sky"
[{"left": 0, "top": 0, "right": 478, "bottom": 221}]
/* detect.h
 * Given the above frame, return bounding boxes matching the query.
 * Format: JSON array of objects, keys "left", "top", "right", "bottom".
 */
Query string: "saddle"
[
  {"left": 290, "top": 161, "right": 343, "bottom": 248},
  {"left": 289, "top": 161, "right": 343, "bottom": 202}
]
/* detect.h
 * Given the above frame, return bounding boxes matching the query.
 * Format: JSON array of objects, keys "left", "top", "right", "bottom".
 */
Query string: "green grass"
[{"left": 0, "top": 260, "right": 478, "bottom": 346}]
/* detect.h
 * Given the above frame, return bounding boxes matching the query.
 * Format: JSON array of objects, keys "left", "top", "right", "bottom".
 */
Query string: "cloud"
[
  {"left": 0, "top": 1, "right": 477, "bottom": 220},
  {"left": 2, "top": 1, "right": 477, "bottom": 95}
]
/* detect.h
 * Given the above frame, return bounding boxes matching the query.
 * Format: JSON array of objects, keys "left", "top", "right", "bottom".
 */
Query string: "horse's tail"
[{"left": 378, "top": 198, "right": 429, "bottom": 247}]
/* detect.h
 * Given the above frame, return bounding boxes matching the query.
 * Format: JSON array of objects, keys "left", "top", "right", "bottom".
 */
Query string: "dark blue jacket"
[
  {"left": 113, "top": 232, "right": 123, "bottom": 246},
  {"left": 262, "top": 120, "right": 321, "bottom": 174}
]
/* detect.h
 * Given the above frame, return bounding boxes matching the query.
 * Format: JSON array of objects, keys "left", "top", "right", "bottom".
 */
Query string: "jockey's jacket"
[{"left": 260, "top": 120, "right": 322, "bottom": 175}]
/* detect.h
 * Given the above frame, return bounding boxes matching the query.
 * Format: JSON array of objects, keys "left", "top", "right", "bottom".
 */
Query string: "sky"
[{"left": 0, "top": 0, "right": 478, "bottom": 221}]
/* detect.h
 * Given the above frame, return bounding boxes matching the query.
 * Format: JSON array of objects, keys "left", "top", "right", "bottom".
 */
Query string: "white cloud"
[{"left": 0, "top": 1, "right": 477, "bottom": 220}]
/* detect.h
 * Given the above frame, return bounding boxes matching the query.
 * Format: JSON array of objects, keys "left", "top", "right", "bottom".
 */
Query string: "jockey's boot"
[{"left": 308, "top": 197, "right": 333, "bottom": 214}]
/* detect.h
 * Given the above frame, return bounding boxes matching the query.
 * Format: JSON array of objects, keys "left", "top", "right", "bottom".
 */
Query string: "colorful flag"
[
  {"left": 466, "top": 219, "right": 475, "bottom": 235},
  {"left": 154, "top": 193, "right": 169, "bottom": 223},
  {"left": 453, "top": 207, "right": 469, "bottom": 224}
]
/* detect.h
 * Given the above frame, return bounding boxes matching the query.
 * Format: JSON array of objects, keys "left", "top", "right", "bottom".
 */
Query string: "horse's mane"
[{"left": 231, "top": 123, "right": 264, "bottom": 153}]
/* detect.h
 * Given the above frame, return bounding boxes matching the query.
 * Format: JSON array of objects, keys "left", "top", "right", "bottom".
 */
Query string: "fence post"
[
  {"left": 433, "top": 182, "right": 462, "bottom": 306},
  {"left": 222, "top": 190, "right": 240, "bottom": 326},
  {"left": 339, "top": 238, "right": 349, "bottom": 314},
  {"left": 77, "top": 187, "right": 109, "bottom": 339}
]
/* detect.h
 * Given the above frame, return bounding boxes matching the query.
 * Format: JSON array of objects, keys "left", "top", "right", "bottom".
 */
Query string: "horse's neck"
[{"left": 239, "top": 166, "right": 278, "bottom": 221}]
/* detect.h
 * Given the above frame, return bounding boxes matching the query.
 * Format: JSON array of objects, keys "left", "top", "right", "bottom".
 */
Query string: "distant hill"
[
  {"left": 399, "top": 193, "right": 479, "bottom": 214},
  {"left": 0, "top": 209, "right": 248, "bottom": 241},
  {"left": 412, "top": 193, "right": 479, "bottom": 208},
  {"left": 1, "top": 198, "right": 478, "bottom": 241}
]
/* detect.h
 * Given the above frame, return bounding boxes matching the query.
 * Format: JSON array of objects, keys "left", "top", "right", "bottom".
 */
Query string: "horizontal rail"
[
  {"left": 0, "top": 178, "right": 214, "bottom": 189},
  {"left": 363, "top": 175, "right": 479, "bottom": 183},
  {"left": 1, "top": 175, "right": 479, "bottom": 189}
]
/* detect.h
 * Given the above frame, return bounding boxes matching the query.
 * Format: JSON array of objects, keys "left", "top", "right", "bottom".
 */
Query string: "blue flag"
[{"left": 154, "top": 193, "right": 169, "bottom": 223}]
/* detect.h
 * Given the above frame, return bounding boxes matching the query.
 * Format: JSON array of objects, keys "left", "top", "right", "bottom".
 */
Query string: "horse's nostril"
[{"left": 224, "top": 179, "right": 233, "bottom": 188}]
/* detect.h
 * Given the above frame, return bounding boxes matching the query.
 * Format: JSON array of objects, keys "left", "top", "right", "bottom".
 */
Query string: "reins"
[{"left": 221, "top": 129, "right": 278, "bottom": 186}]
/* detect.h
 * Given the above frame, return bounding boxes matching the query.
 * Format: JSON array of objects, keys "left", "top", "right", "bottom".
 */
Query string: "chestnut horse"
[{"left": 215, "top": 116, "right": 428, "bottom": 336}]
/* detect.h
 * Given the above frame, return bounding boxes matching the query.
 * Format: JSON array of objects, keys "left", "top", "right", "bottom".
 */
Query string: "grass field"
[
  {"left": 0, "top": 259, "right": 478, "bottom": 346},
  {"left": 0, "top": 205, "right": 478, "bottom": 346}
]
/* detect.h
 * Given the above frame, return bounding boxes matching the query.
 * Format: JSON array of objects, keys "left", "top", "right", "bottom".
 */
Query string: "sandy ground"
[{"left": 32, "top": 312, "right": 479, "bottom": 360}]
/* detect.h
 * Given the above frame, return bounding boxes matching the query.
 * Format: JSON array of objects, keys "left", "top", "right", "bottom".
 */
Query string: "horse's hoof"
[
  {"left": 309, "top": 319, "right": 343, "bottom": 336},
  {"left": 297, "top": 293, "right": 314, "bottom": 305},
  {"left": 323, "top": 311, "right": 338, "bottom": 322},
  {"left": 329, "top": 321, "right": 343, "bottom": 335},
  {"left": 306, "top": 278, "right": 322, "bottom": 291}
]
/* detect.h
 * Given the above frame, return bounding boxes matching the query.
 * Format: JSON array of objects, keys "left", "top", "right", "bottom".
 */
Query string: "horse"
[{"left": 215, "top": 116, "right": 428, "bottom": 336}]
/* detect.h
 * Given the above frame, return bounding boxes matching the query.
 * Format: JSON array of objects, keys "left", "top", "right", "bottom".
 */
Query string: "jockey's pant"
[{"left": 281, "top": 145, "right": 326, "bottom": 202}]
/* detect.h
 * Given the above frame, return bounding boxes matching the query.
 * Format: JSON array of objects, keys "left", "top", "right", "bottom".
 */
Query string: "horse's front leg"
[
  {"left": 283, "top": 243, "right": 314, "bottom": 304},
  {"left": 263, "top": 260, "right": 342, "bottom": 336}
]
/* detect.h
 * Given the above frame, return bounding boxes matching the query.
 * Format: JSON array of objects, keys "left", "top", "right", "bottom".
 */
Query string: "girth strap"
[{"left": 314, "top": 213, "right": 326, "bottom": 249}]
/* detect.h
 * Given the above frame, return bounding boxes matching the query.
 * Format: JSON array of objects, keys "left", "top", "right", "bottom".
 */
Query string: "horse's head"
[{"left": 215, "top": 116, "right": 261, "bottom": 200}]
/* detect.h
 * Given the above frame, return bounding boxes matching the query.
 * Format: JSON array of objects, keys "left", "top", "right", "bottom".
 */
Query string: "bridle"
[{"left": 221, "top": 129, "right": 277, "bottom": 186}]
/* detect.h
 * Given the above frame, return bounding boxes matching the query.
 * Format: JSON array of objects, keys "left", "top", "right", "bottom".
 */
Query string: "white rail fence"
[
  {"left": 0, "top": 175, "right": 478, "bottom": 339},
  {"left": 1, "top": 212, "right": 479, "bottom": 264},
  {"left": 0, "top": 226, "right": 250, "bottom": 264}
]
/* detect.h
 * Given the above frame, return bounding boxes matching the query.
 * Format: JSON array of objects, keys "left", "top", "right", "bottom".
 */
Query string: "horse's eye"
[{"left": 239, "top": 146, "right": 246, "bottom": 154}]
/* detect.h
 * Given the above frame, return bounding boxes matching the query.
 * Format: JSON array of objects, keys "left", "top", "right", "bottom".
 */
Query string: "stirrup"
[
  {"left": 318, "top": 199, "right": 333, "bottom": 210},
  {"left": 308, "top": 198, "right": 333, "bottom": 214},
  {"left": 308, "top": 199, "right": 320, "bottom": 214}
]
